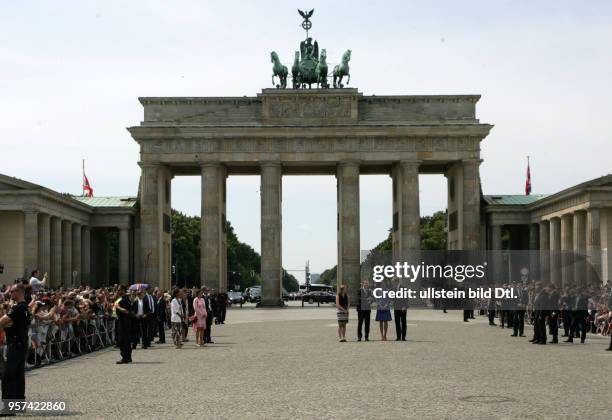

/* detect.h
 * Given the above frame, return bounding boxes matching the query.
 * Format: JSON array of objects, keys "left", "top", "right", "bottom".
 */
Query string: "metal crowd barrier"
[{"left": 22, "top": 317, "right": 117, "bottom": 370}]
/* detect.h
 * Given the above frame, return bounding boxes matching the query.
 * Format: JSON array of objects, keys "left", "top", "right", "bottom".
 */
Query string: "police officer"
[
  {"left": 0, "top": 284, "right": 31, "bottom": 415},
  {"left": 114, "top": 285, "right": 133, "bottom": 364}
]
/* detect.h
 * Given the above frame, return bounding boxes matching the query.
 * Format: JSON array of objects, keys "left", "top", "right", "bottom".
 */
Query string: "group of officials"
[
  {"left": 355, "top": 280, "right": 408, "bottom": 342},
  {"left": 115, "top": 286, "right": 218, "bottom": 364},
  {"left": 487, "top": 282, "right": 612, "bottom": 351}
]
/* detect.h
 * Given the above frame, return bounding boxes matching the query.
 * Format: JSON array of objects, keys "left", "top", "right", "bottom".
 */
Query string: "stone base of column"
[{"left": 258, "top": 298, "right": 285, "bottom": 307}]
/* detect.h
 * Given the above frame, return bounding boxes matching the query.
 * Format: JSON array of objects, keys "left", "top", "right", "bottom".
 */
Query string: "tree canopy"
[{"left": 171, "top": 210, "right": 298, "bottom": 291}]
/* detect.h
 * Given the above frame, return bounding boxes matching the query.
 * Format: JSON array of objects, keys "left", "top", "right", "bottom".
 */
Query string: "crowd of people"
[
  {"left": 0, "top": 270, "right": 232, "bottom": 368},
  {"left": 477, "top": 281, "right": 612, "bottom": 351},
  {"left": 335, "top": 279, "right": 612, "bottom": 351}
]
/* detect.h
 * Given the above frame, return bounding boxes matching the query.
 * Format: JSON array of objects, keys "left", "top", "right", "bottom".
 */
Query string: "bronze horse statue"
[
  {"left": 271, "top": 51, "right": 288, "bottom": 88},
  {"left": 333, "top": 50, "right": 351, "bottom": 88},
  {"left": 316, "top": 49, "right": 329, "bottom": 88},
  {"left": 291, "top": 51, "right": 300, "bottom": 89}
]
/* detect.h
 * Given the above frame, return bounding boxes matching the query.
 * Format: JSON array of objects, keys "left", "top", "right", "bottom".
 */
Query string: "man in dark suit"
[
  {"left": 203, "top": 287, "right": 214, "bottom": 344},
  {"left": 565, "top": 288, "right": 589, "bottom": 343},
  {"left": 217, "top": 292, "right": 228, "bottom": 324},
  {"left": 114, "top": 285, "right": 133, "bottom": 364},
  {"left": 392, "top": 279, "right": 407, "bottom": 341},
  {"left": 487, "top": 295, "right": 497, "bottom": 326},
  {"left": 144, "top": 288, "right": 157, "bottom": 345},
  {"left": 512, "top": 283, "right": 528, "bottom": 337},
  {"left": 132, "top": 290, "right": 152, "bottom": 349},
  {"left": 155, "top": 290, "right": 167, "bottom": 344},
  {"left": 356, "top": 281, "right": 372, "bottom": 341},
  {"left": 547, "top": 283, "right": 560, "bottom": 343},
  {"left": 530, "top": 282, "right": 548, "bottom": 345},
  {"left": 560, "top": 287, "right": 573, "bottom": 337}
]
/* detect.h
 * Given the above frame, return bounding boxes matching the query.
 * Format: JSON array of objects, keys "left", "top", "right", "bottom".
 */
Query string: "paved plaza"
[{"left": 23, "top": 304, "right": 610, "bottom": 419}]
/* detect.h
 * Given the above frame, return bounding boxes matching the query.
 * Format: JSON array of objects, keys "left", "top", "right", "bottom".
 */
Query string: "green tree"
[{"left": 170, "top": 210, "right": 296, "bottom": 291}]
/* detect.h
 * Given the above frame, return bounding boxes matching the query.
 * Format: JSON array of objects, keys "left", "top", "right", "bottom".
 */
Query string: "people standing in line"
[
  {"left": 0, "top": 284, "right": 31, "bottom": 413},
  {"left": 375, "top": 283, "right": 392, "bottom": 341},
  {"left": 356, "top": 281, "right": 372, "bottom": 342},
  {"left": 113, "top": 285, "right": 133, "bottom": 364},
  {"left": 547, "top": 283, "right": 560, "bottom": 344},
  {"left": 203, "top": 287, "right": 214, "bottom": 344},
  {"left": 155, "top": 290, "right": 167, "bottom": 344},
  {"left": 393, "top": 279, "right": 407, "bottom": 341},
  {"left": 335, "top": 284, "right": 349, "bottom": 342},
  {"left": 191, "top": 289, "right": 207, "bottom": 347},
  {"left": 170, "top": 289, "right": 185, "bottom": 349},
  {"left": 511, "top": 282, "right": 527, "bottom": 337},
  {"left": 565, "top": 287, "right": 588, "bottom": 344}
]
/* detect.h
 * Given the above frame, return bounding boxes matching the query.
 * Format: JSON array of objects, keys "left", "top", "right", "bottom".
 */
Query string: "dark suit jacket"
[
  {"left": 143, "top": 294, "right": 155, "bottom": 316},
  {"left": 356, "top": 288, "right": 372, "bottom": 311},
  {"left": 156, "top": 297, "right": 167, "bottom": 321}
]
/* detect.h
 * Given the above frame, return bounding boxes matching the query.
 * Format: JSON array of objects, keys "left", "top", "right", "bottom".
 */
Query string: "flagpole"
[{"left": 82, "top": 159, "right": 85, "bottom": 197}]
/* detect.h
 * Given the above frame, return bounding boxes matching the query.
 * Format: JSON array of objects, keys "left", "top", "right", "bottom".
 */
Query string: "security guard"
[
  {"left": 114, "top": 285, "right": 133, "bottom": 364},
  {"left": 0, "top": 284, "right": 31, "bottom": 415}
]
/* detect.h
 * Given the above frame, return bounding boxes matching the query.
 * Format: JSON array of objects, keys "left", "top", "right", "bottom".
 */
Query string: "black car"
[{"left": 301, "top": 291, "right": 336, "bottom": 306}]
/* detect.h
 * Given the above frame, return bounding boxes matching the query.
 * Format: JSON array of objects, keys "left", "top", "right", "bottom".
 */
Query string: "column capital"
[
  {"left": 337, "top": 160, "right": 360, "bottom": 168},
  {"left": 200, "top": 161, "right": 224, "bottom": 168},
  {"left": 260, "top": 161, "right": 282, "bottom": 168},
  {"left": 461, "top": 158, "right": 483, "bottom": 166},
  {"left": 398, "top": 159, "right": 422, "bottom": 167},
  {"left": 137, "top": 161, "right": 161, "bottom": 169}
]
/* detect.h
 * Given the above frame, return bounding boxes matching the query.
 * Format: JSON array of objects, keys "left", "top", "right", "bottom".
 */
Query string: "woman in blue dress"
[{"left": 375, "top": 290, "right": 392, "bottom": 341}]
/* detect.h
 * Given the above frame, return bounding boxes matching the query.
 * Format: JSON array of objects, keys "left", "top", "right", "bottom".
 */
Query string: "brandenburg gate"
[
  {"left": 128, "top": 88, "right": 492, "bottom": 304},
  {"left": 127, "top": 11, "right": 492, "bottom": 305}
]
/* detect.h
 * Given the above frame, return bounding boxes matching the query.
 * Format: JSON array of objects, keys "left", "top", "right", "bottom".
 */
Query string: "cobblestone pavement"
[{"left": 24, "top": 306, "right": 611, "bottom": 419}]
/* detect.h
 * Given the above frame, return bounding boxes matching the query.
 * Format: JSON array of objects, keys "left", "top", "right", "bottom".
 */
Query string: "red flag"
[
  {"left": 83, "top": 172, "right": 94, "bottom": 197},
  {"left": 525, "top": 157, "right": 531, "bottom": 195}
]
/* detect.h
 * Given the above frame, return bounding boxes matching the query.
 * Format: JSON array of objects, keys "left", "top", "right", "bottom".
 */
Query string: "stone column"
[
  {"left": 337, "top": 161, "right": 360, "bottom": 302},
  {"left": 260, "top": 162, "right": 283, "bottom": 306},
  {"left": 491, "top": 224, "right": 503, "bottom": 282},
  {"left": 461, "top": 159, "right": 482, "bottom": 250},
  {"left": 71, "top": 223, "right": 82, "bottom": 286},
  {"left": 81, "top": 226, "right": 91, "bottom": 285},
  {"left": 119, "top": 227, "right": 130, "bottom": 283},
  {"left": 391, "top": 160, "right": 420, "bottom": 264},
  {"left": 38, "top": 213, "right": 51, "bottom": 275},
  {"left": 50, "top": 217, "right": 62, "bottom": 287},
  {"left": 539, "top": 220, "right": 550, "bottom": 284},
  {"left": 528, "top": 223, "right": 539, "bottom": 281},
  {"left": 586, "top": 207, "right": 602, "bottom": 286},
  {"left": 201, "top": 163, "right": 227, "bottom": 292},
  {"left": 549, "top": 217, "right": 561, "bottom": 288},
  {"left": 139, "top": 163, "right": 172, "bottom": 289},
  {"left": 572, "top": 211, "right": 587, "bottom": 287},
  {"left": 62, "top": 220, "right": 73, "bottom": 287},
  {"left": 23, "top": 210, "right": 39, "bottom": 274},
  {"left": 560, "top": 214, "right": 573, "bottom": 288}
]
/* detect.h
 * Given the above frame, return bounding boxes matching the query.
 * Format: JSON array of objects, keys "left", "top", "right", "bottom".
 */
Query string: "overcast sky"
[{"left": 2, "top": 1, "right": 611, "bottom": 276}]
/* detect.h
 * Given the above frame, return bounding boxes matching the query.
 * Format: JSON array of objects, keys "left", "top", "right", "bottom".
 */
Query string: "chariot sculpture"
[{"left": 271, "top": 9, "right": 351, "bottom": 89}]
